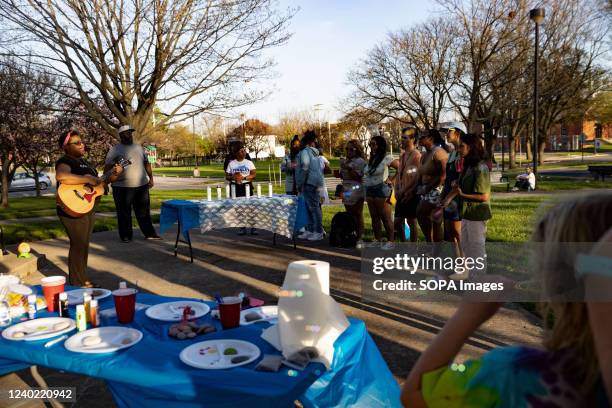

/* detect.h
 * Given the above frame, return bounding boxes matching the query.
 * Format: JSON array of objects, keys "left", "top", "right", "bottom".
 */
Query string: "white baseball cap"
[
  {"left": 438, "top": 121, "right": 467, "bottom": 135},
  {"left": 118, "top": 125, "right": 135, "bottom": 134}
]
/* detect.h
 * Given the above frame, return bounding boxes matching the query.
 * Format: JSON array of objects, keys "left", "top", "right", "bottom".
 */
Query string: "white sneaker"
[
  {"left": 297, "top": 231, "right": 312, "bottom": 239},
  {"left": 307, "top": 232, "right": 324, "bottom": 241},
  {"left": 381, "top": 241, "right": 395, "bottom": 251},
  {"left": 356, "top": 240, "right": 364, "bottom": 249}
]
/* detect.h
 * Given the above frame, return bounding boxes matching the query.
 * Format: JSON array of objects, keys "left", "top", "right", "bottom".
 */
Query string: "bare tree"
[
  {"left": 347, "top": 18, "right": 459, "bottom": 129},
  {"left": 229, "top": 118, "right": 272, "bottom": 159},
  {"left": 0, "top": 0, "right": 294, "bottom": 139}
]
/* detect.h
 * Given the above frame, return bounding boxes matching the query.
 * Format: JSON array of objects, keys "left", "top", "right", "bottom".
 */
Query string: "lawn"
[
  {"left": 153, "top": 158, "right": 341, "bottom": 181},
  {"left": 2, "top": 191, "right": 553, "bottom": 245},
  {"left": 0, "top": 190, "right": 212, "bottom": 220},
  {"left": 492, "top": 176, "right": 612, "bottom": 192}
]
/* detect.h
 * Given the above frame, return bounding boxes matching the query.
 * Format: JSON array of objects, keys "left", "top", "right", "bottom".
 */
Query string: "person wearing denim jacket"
[{"left": 295, "top": 130, "right": 325, "bottom": 241}]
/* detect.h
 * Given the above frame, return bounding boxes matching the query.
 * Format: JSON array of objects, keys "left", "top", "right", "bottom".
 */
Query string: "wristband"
[{"left": 575, "top": 254, "right": 612, "bottom": 279}]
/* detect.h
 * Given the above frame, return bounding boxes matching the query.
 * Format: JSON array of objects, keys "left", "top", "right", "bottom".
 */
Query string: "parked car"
[{"left": 5, "top": 172, "right": 52, "bottom": 191}]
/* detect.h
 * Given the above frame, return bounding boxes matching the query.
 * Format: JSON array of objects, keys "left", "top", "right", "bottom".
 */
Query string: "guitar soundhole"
[{"left": 73, "top": 190, "right": 85, "bottom": 200}]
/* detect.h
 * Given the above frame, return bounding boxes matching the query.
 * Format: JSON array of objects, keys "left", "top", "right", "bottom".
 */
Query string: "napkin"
[{"left": 265, "top": 260, "right": 349, "bottom": 369}]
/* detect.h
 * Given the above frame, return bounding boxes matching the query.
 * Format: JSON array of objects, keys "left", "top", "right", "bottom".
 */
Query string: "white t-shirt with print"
[{"left": 226, "top": 159, "right": 255, "bottom": 181}]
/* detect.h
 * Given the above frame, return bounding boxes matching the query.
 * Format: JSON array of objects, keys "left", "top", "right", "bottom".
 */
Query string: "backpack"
[{"left": 329, "top": 212, "right": 358, "bottom": 248}]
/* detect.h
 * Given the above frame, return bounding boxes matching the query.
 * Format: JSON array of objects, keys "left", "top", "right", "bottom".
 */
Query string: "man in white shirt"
[
  {"left": 513, "top": 167, "right": 536, "bottom": 191},
  {"left": 225, "top": 142, "right": 257, "bottom": 235}
]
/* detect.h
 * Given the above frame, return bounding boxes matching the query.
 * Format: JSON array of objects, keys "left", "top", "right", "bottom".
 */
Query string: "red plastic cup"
[
  {"left": 113, "top": 288, "right": 138, "bottom": 323},
  {"left": 41, "top": 276, "right": 66, "bottom": 312},
  {"left": 218, "top": 296, "right": 242, "bottom": 329}
]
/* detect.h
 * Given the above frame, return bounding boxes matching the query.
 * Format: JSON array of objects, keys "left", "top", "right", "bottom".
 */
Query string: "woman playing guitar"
[{"left": 55, "top": 130, "right": 123, "bottom": 288}]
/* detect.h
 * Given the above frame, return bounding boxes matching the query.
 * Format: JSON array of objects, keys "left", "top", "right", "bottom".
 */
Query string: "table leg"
[
  {"left": 186, "top": 230, "right": 193, "bottom": 263},
  {"left": 28, "top": 365, "right": 65, "bottom": 408},
  {"left": 174, "top": 219, "right": 181, "bottom": 257}
]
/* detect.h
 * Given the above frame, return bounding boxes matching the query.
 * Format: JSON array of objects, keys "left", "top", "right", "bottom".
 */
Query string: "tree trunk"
[
  {"left": 508, "top": 135, "right": 517, "bottom": 169},
  {"left": 526, "top": 139, "right": 532, "bottom": 162},
  {"left": 1, "top": 159, "right": 10, "bottom": 208},
  {"left": 33, "top": 168, "right": 40, "bottom": 197},
  {"left": 538, "top": 141, "right": 545, "bottom": 166}
]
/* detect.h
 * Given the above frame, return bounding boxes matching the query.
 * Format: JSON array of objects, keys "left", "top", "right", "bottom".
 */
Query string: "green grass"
[
  {"left": 492, "top": 176, "right": 612, "bottom": 192},
  {"left": 0, "top": 190, "right": 211, "bottom": 220},
  {"left": 153, "top": 159, "right": 342, "bottom": 181}
]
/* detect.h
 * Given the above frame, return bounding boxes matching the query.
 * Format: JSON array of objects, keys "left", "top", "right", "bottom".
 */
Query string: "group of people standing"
[
  {"left": 280, "top": 123, "right": 492, "bottom": 257},
  {"left": 333, "top": 122, "right": 492, "bottom": 262}
]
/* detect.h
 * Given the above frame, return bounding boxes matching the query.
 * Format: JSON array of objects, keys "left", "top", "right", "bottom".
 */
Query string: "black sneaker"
[{"left": 121, "top": 237, "right": 132, "bottom": 243}]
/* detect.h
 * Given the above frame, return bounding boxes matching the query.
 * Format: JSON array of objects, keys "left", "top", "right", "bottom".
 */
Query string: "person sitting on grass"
[
  {"left": 225, "top": 142, "right": 257, "bottom": 236},
  {"left": 401, "top": 191, "right": 612, "bottom": 407},
  {"left": 512, "top": 166, "right": 536, "bottom": 191}
]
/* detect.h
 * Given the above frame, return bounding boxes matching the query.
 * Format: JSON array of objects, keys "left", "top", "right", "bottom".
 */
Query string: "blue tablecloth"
[
  {"left": 160, "top": 195, "right": 308, "bottom": 241},
  {"left": 0, "top": 286, "right": 400, "bottom": 407}
]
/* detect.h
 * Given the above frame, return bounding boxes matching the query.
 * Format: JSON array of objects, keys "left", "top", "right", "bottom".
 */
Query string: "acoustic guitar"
[{"left": 56, "top": 157, "right": 131, "bottom": 217}]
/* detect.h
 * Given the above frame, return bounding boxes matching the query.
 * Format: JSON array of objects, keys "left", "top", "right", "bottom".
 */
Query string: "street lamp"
[{"left": 530, "top": 7, "right": 545, "bottom": 178}]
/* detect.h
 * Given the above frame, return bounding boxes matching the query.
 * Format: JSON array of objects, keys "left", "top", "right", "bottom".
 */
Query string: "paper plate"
[
  {"left": 0, "top": 274, "right": 20, "bottom": 289},
  {"left": 145, "top": 301, "right": 210, "bottom": 322},
  {"left": 66, "top": 288, "right": 112, "bottom": 305},
  {"left": 2, "top": 317, "right": 76, "bottom": 341},
  {"left": 64, "top": 327, "right": 143, "bottom": 354},
  {"left": 240, "top": 306, "right": 278, "bottom": 326},
  {"left": 180, "top": 339, "right": 260, "bottom": 370}
]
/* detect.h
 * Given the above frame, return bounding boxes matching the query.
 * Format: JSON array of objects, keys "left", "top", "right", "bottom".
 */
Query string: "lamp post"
[{"left": 530, "top": 8, "right": 545, "bottom": 178}]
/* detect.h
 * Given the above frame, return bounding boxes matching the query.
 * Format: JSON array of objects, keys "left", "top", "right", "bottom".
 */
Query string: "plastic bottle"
[
  {"left": 89, "top": 299, "right": 99, "bottom": 328},
  {"left": 404, "top": 219, "right": 411, "bottom": 241},
  {"left": 27, "top": 294, "right": 37, "bottom": 320},
  {"left": 76, "top": 305, "right": 87, "bottom": 331},
  {"left": 0, "top": 300, "right": 11, "bottom": 326},
  {"left": 83, "top": 293, "right": 92, "bottom": 323},
  {"left": 58, "top": 292, "right": 69, "bottom": 317}
]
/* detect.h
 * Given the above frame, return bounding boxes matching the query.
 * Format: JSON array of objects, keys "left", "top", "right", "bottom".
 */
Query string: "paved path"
[{"left": 1, "top": 227, "right": 543, "bottom": 407}]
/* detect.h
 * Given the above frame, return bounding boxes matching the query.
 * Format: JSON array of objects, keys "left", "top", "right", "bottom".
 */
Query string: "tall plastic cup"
[
  {"left": 218, "top": 296, "right": 241, "bottom": 329},
  {"left": 41, "top": 276, "right": 66, "bottom": 312},
  {"left": 113, "top": 288, "right": 138, "bottom": 323}
]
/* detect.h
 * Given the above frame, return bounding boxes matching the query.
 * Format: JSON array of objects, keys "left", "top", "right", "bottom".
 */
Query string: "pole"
[
  {"left": 328, "top": 121, "right": 331, "bottom": 157},
  {"left": 501, "top": 130, "right": 505, "bottom": 172},
  {"left": 533, "top": 22, "right": 539, "bottom": 177},
  {"left": 192, "top": 116, "right": 197, "bottom": 167}
]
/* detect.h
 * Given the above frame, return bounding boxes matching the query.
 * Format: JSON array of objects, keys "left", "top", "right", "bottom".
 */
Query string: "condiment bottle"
[
  {"left": 89, "top": 299, "right": 99, "bottom": 328},
  {"left": 58, "top": 292, "right": 69, "bottom": 317},
  {"left": 27, "top": 294, "right": 37, "bottom": 320},
  {"left": 83, "top": 293, "right": 92, "bottom": 322},
  {"left": 76, "top": 305, "right": 87, "bottom": 331}
]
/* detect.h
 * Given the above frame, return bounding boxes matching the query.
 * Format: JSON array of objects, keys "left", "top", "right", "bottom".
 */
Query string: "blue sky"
[{"left": 243, "top": 0, "right": 438, "bottom": 124}]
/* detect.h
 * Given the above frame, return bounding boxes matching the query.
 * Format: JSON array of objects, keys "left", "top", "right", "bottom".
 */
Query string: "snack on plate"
[
  {"left": 168, "top": 323, "right": 215, "bottom": 339},
  {"left": 223, "top": 347, "right": 238, "bottom": 356}
]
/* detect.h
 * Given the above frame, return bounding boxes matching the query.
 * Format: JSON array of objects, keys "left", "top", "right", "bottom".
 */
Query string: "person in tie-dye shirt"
[{"left": 401, "top": 191, "right": 612, "bottom": 407}]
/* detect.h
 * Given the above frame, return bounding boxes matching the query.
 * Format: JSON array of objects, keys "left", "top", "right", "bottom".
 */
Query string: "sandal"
[{"left": 82, "top": 281, "right": 101, "bottom": 288}]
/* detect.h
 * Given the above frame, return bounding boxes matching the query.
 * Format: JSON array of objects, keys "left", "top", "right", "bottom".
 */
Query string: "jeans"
[
  {"left": 112, "top": 185, "right": 157, "bottom": 240},
  {"left": 303, "top": 184, "right": 323, "bottom": 233}
]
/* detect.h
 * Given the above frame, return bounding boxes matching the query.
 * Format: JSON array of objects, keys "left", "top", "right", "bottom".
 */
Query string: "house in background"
[
  {"left": 244, "top": 134, "right": 285, "bottom": 159},
  {"left": 546, "top": 119, "right": 611, "bottom": 151}
]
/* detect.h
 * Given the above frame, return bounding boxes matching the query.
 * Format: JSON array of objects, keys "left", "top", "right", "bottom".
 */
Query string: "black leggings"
[{"left": 58, "top": 211, "right": 95, "bottom": 286}]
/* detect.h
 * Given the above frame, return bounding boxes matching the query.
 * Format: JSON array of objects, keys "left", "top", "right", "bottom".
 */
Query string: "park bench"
[
  {"left": 490, "top": 171, "right": 510, "bottom": 192},
  {"left": 588, "top": 165, "right": 612, "bottom": 181}
]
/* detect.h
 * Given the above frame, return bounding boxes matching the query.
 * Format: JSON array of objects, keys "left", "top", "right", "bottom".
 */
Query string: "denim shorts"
[{"left": 366, "top": 183, "right": 391, "bottom": 199}]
